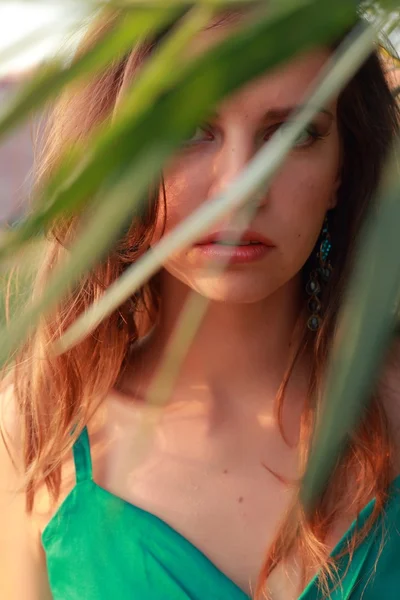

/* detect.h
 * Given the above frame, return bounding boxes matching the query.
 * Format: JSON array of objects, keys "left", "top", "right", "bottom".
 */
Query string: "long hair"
[{"left": 3, "top": 6, "right": 399, "bottom": 599}]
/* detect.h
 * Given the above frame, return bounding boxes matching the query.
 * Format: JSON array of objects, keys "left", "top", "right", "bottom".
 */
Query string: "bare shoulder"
[{"left": 0, "top": 381, "right": 53, "bottom": 600}]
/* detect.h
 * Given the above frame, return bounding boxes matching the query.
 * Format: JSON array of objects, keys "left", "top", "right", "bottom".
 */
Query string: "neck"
[{"left": 126, "top": 270, "right": 308, "bottom": 413}]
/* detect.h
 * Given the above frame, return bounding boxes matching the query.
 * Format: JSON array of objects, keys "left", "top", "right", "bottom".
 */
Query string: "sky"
[
  {"left": 0, "top": 1, "right": 399, "bottom": 78},
  {"left": 0, "top": 1, "right": 93, "bottom": 77}
]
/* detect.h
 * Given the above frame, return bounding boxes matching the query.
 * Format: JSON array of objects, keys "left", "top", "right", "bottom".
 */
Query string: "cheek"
[
  {"left": 152, "top": 155, "right": 213, "bottom": 244},
  {"left": 269, "top": 146, "right": 340, "bottom": 266}
]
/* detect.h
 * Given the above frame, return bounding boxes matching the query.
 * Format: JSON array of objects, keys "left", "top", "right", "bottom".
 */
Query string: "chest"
[
  {"left": 35, "top": 397, "right": 344, "bottom": 599},
  {"left": 86, "top": 399, "right": 300, "bottom": 596}
]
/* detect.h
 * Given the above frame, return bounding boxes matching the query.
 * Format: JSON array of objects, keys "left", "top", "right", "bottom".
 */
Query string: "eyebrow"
[{"left": 207, "top": 106, "right": 335, "bottom": 122}]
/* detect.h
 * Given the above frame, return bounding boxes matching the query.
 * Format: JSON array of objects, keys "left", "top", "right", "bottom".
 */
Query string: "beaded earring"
[{"left": 306, "top": 215, "right": 333, "bottom": 331}]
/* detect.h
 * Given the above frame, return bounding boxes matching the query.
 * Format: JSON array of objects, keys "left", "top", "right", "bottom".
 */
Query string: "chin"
[{"left": 181, "top": 272, "right": 278, "bottom": 304}]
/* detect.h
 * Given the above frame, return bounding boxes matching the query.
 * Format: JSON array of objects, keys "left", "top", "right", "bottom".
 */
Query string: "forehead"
[
  {"left": 188, "top": 22, "right": 335, "bottom": 115},
  {"left": 221, "top": 50, "right": 334, "bottom": 116}
]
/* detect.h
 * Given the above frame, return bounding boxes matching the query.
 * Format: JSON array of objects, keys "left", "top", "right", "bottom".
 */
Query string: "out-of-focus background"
[
  {"left": 1, "top": 1, "right": 400, "bottom": 226},
  {"left": 0, "top": 1, "right": 92, "bottom": 225}
]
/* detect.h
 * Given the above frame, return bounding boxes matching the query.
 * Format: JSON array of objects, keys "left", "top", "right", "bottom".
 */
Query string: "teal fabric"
[{"left": 42, "top": 426, "right": 400, "bottom": 599}]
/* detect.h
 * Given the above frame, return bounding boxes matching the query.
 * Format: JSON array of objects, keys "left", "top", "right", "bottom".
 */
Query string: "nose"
[{"left": 207, "top": 134, "right": 269, "bottom": 212}]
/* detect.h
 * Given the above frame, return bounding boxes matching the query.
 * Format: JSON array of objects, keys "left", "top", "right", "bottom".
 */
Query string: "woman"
[{"left": 1, "top": 5, "right": 400, "bottom": 600}]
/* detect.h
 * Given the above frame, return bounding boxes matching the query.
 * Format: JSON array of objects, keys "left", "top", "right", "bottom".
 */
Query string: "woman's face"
[{"left": 152, "top": 29, "right": 342, "bottom": 304}]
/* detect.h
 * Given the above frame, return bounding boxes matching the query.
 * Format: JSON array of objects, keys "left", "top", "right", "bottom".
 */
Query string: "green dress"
[{"left": 42, "top": 426, "right": 400, "bottom": 599}]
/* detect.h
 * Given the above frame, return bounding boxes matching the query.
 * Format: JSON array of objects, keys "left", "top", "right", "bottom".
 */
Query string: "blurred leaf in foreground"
[
  {"left": 0, "top": 0, "right": 357, "bottom": 262},
  {"left": 301, "top": 143, "right": 400, "bottom": 511}
]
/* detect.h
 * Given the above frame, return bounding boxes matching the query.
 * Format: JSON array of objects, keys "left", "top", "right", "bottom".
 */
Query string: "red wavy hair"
[{"left": 2, "top": 6, "right": 399, "bottom": 598}]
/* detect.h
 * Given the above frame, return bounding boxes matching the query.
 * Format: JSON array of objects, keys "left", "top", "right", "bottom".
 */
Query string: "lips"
[
  {"left": 192, "top": 230, "right": 274, "bottom": 265},
  {"left": 195, "top": 230, "right": 274, "bottom": 247}
]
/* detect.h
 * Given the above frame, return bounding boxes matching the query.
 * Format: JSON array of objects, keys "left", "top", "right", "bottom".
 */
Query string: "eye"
[
  {"left": 183, "top": 125, "right": 214, "bottom": 146},
  {"left": 265, "top": 123, "right": 323, "bottom": 148},
  {"left": 292, "top": 125, "right": 321, "bottom": 147}
]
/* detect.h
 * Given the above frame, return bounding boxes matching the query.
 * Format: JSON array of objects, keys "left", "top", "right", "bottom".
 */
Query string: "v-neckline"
[
  {"left": 59, "top": 425, "right": 400, "bottom": 599},
  {"left": 89, "top": 474, "right": 400, "bottom": 600},
  {"left": 91, "top": 479, "right": 250, "bottom": 598}
]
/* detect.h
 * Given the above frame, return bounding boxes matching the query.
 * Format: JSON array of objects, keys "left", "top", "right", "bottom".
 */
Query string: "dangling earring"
[{"left": 306, "top": 215, "right": 333, "bottom": 331}]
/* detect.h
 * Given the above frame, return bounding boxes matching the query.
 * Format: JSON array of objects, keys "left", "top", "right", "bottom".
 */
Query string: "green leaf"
[
  {"left": 301, "top": 146, "right": 400, "bottom": 511},
  {"left": 0, "top": 0, "right": 357, "bottom": 260},
  {"left": 0, "top": 5, "right": 181, "bottom": 141},
  {"left": 0, "top": 3, "right": 215, "bottom": 365}
]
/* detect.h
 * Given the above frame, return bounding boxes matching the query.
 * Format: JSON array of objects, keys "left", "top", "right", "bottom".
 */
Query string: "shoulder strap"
[{"left": 71, "top": 426, "right": 93, "bottom": 484}]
